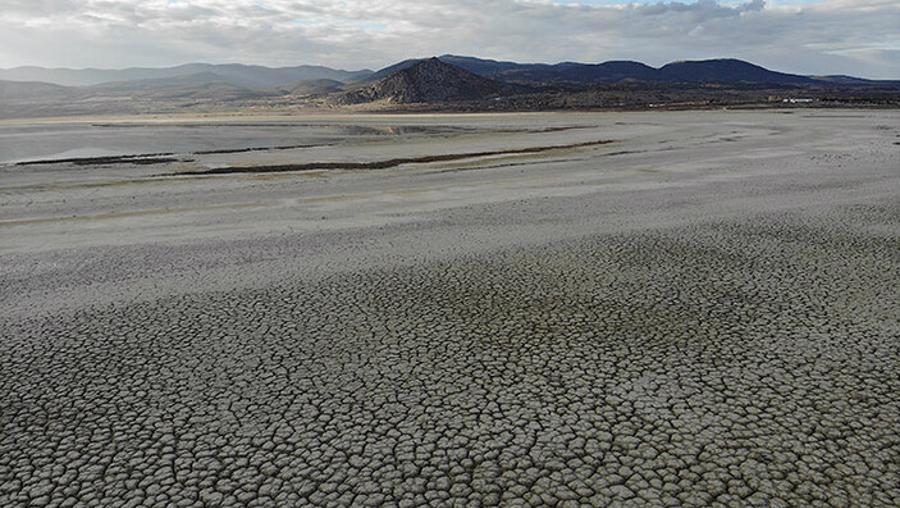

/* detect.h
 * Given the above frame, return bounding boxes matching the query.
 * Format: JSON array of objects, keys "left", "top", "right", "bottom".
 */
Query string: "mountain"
[
  {"left": 0, "top": 80, "right": 72, "bottom": 101},
  {"left": 438, "top": 55, "right": 530, "bottom": 78},
  {"left": 2, "top": 56, "right": 896, "bottom": 118},
  {"left": 812, "top": 75, "right": 900, "bottom": 86},
  {"left": 360, "top": 59, "right": 424, "bottom": 83},
  {"left": 5, "top": 57, "right": 892, "bottom": 93},
  {"left": 0, "top": 63, "right": 374, "bottom": 89},
  {"left": 339, "top": 58, "right": 505, "bottom": 104},
  {"left": 360, "top": 56, "right": 839, "bottom": 86},
  {"left": 84, "top": 72, "right": 271, "bottom": 101},
  {"left": 657, "top": 59, "right": 816, "bottom": 86},
  {"left": 356, "top": 55, "right": 545, "bottom": 84},
  {"left": 0, "top": 73, "right": 274, "bottom": 119},
  {"left": 439, "top": 56, "right": 659, "bottom": 83},
  {"left": 88, "top": 71, "right": 230, "bottom": 91}
]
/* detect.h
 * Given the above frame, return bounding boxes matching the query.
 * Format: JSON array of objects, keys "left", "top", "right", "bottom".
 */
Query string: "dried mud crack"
[{"left": 2, "top": 111, "right": 898, "bottom": 508}]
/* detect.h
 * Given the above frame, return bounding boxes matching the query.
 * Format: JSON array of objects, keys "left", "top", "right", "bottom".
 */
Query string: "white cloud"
[{"left": 1, "top": 0, "right": 898, "bottom": 78}]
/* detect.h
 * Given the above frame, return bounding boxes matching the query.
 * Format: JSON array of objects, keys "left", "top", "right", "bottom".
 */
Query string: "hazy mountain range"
[
  {"left": 0, "top": 63, "right": 373, "bottom": 89},
  {"left": 4, "top": 55, "right": 898, "bottom": 91},
  {"left": 1, "top": 55, "right": 898, "bottom": 118},
  {"left": 363, "top": 55, "right": 833, "bottom": 87}
]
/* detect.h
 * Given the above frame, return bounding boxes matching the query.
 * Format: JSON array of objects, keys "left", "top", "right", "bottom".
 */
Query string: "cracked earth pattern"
[
  {"left": 2, "top": 206, "right": 899, "bottom": 507},
  {"left": 2, "top": 111, "right": 900, "bottom": 507}
]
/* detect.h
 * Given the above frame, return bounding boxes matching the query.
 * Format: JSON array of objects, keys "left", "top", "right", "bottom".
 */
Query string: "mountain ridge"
[
  {"left": 2, "top": 55, "right": 897, "bottom": 118},
  {"left": 338, "top": 58, "right": 507, "bottom": 104},
  {"left": 361, "top": 55, "right": 849, "bottom": 86},
  {"left": 5, "top": 56, "right": 898, "bottom": 91},
  {"left": 0, "top": 63, "right": 374, "bottom": 89}
]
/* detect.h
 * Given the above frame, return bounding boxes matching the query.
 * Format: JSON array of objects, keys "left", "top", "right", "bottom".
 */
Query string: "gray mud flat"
[{"left": 1, "top": 110, "right": 899, "bottom": 506}]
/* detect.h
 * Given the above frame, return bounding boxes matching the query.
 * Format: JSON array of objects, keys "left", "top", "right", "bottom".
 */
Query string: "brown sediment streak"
[{"left": 164, "top": 139, "right": 616, "bottom": 177}]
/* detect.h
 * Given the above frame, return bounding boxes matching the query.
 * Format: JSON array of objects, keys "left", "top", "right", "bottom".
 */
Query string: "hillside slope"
[{"left": 338, "top": 58, "right": 504, "bottom": 104}]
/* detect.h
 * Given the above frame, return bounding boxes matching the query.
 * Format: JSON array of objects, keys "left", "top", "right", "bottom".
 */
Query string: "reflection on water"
[{"left": 0, "top": 123, "right": 476, "bottom": 164}]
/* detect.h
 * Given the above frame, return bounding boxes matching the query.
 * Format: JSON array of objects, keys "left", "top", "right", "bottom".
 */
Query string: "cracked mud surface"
[{"left": 1, "top": 110, "right": 899, "bottom": 506}]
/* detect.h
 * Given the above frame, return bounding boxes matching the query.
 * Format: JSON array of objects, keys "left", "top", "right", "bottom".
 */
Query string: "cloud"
[
  {"left": 0, "top": 0, "right": 898, "bottom": 78},
  {"left": 637, "top": 0, "right": 765, "bottom": 17}
]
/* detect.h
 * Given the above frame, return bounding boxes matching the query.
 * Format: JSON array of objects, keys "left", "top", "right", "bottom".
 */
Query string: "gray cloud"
[
  {"left": 638, "top": 0, "right": 765, "bottom": 17},
  {"left": 1, "top": 0, "right": 898, "bottom": 78}
]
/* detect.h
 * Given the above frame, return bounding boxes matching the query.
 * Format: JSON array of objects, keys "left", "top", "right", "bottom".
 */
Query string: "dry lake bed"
[{"left": 1, "top": 110, "right": 899, "bottom": 506}]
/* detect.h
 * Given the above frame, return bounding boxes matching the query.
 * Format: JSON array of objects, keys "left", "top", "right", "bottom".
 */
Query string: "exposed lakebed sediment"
[
  {"left": 165, "top": 139, "right": 615, "bottom": 176},
  {"left": 1, "top": 111, "right": 899, "bottom": 507}
]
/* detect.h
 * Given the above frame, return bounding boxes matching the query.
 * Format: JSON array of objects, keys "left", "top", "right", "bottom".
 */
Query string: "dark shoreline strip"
[
  {"left": 193, "top": 143, "right": 333, "bottom": 155},
  {"left": 16, "top": 153, "right": 176, "bottom": 166},
  {"left": 14, "top": 143, "right": 332, "bottom": 166},
  {"left": 164, "top": 140, "right": 616, "bottom": 177}
]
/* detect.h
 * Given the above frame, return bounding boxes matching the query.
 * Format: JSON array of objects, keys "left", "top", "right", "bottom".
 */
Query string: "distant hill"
[
  {"left": 812, "top": 75, "right": 900, "bottom": 86},
  {"left": 290, "top": 79, "right": 345, "bottom": 96},
  {"left": 88, "top": 72, "right": 231, "bottom": 91},
  {"left": 338, "top": 58, "right": 505, "bottom": 104},
  {"left": 0, "top": 73, "right": 274, "bottom": 119},
  {"left": 439, "top": 56, "right": 660, "bottom": 84},
  {"left": 1, "top": 55, "right": 897, "bottom": 118},
  {"left": 0, "top": 63, "right": 374, "bottom": 90},
  {"left": 84, "top": 72, "right": 272, "bottom": 101},
  {"left": 360, "top": 55, "right": 874, "bottom": 87},
  {"left": 5, "top": 57, "right": 895, "bottom": 93},
  {"left": 360, "top": 59, "right": 424, "bottom": 83},
  {"left": 657, "top": 59, "right": 816, "bottom": 86},
  {"left": 0, "top": 80, "right": 72, "bottom": 101}
]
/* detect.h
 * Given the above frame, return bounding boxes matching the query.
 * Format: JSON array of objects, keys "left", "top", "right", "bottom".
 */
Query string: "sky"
[{"left": 1, "top": 0, "right": 898, "bottom": 78}]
